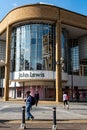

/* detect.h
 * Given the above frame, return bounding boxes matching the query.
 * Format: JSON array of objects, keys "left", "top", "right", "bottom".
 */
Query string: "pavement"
[{"left": 0, "top": 99, "right": 87, "bottom": 130}]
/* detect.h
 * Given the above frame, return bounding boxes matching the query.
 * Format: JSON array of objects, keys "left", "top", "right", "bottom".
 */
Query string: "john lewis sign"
[
  {"left": 12, "top": 71, "right": 55, "bottom": 80},
  {"left": 19, "top": 72, "right": 45, "bottom": 78}
]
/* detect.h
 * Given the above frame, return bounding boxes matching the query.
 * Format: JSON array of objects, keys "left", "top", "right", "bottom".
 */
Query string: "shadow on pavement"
[
  {"left": 0, "top": 120, "right": 9, "bottom": 123},
  {"left": 0, "top": 126, "right": 10, "bottom": 128}
]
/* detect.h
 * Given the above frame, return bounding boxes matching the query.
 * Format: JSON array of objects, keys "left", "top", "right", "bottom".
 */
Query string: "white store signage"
[
  {"left": 19, "top": 71, "right": 44, "bottom": 78},
  {"left": 13, "top": 71, "right": 55, "bottom": 80}
]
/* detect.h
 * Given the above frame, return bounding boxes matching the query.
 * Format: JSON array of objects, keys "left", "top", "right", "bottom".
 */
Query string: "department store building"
[{"left": 0, "top": 3, "right": 87, "bottom": 102}]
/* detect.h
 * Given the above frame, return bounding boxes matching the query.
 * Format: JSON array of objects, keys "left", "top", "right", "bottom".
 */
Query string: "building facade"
[{"left": 0, "top": 3, "right": 87, "bottom": 102}]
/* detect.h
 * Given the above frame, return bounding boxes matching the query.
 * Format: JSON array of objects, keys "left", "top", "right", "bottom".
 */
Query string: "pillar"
[
  {"left": 4, "top": 25, "right": 11, "bottom": 101},
  {"left": 55, "top": 20, "right": 62, "bottom": 102}
]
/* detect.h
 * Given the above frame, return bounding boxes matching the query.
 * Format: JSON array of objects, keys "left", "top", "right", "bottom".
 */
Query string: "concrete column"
[
  {"left": 55, "top": 20, "right": 62, "bottom": 103},
  {"left": 4, "top": 25, "right": 11, "bottom": 101}
]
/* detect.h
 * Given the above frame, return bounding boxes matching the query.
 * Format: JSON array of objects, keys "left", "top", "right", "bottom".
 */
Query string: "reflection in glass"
[{"left": 11, "top": 23, "right": 55, "bottom": 71}]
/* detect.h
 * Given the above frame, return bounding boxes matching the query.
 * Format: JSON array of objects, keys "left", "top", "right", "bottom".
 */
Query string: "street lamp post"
[
  {"left": 14, "top": 82, "right": 16, "bottom": 99},
  {"left": 1, "top": 79, "right": 3, "bottom": 97},
  {"left": 71, "top": 70, "right": 73, "bottom": 100},
  {"left": 23, "top": 82, "right": 24, "bottom": 99}
]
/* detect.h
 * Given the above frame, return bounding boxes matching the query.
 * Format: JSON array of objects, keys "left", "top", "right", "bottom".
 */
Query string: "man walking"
[
  {"left": 25, "top": 91, "right": 34, "bottom": 120},
  {"left": 34, "top": 91, "right": 39, "bottom": 106}
]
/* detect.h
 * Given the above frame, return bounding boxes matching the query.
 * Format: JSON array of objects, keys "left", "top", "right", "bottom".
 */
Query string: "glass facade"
[
  {"left": 61, "top": 30, "right": 68, "bottom": 72},
  {"left": 0, "top": 66, "right": 5, "bottom": 79},
  {"left": 69, "top": 39, "right": 79, "bottom": 74},
  {"left": 11, "top": 23, "right": 55, "bottom": 72},
  {"left": 61, "top": 30, "right": 79, "bottom": 75}
]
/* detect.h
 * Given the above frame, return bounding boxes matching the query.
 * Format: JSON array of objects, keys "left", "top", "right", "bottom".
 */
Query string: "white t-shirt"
[{"left": 63, "top": 94, "right": 67, "bottom": 101}]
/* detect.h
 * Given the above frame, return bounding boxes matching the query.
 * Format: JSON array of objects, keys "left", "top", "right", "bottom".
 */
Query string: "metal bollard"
[
  {"left": 20, "top": 106, "right": 26, "bottom": 129},
  {"left": 52, "top": 107, "right": 57, "bottom": 130}
]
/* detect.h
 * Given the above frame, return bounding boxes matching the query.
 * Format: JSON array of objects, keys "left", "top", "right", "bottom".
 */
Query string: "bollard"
[
  {"left": 20, "top": 106, "right": 26, "bottom": 129},
  {"left": 52, "top": 107, "right": 57, "bottom": 130}
]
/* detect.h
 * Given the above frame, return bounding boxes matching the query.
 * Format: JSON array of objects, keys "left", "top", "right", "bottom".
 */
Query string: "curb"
[{"left": 7, "top": 119, "right": 87, "bottom": 124}]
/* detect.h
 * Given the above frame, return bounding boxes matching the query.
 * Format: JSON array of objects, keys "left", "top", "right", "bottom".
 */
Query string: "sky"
[{"left": 0, "top": 0, "right": 87, "bottom": 20}]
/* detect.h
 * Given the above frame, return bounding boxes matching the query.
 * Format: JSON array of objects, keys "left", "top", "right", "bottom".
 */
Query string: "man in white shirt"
[{"left": 63, "top": 92, "right": 69, "bottom": 109}]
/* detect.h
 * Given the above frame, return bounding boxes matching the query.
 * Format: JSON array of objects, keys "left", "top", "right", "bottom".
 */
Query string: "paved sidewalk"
[
  {"left": 0, "top": 101, "right": 87, "bottom": 120},
  {"left": 0, "top": 100, "right": 87, "bottom": 129},
  {"left": 33, "top": 103, "right": 87, "bottom": 120}
]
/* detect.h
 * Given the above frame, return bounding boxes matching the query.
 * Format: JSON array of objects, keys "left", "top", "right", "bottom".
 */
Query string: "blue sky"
[{"left": 0, "top": 0, "right": 87, "bottom": 20}]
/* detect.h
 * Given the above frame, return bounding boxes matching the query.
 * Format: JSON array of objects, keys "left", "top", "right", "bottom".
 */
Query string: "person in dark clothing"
[
  {"left": 75, "top": 91, "right": 80, "bottom": 102},
  {"left": 25, "top": 91, "right": 34, "bottom": 120},
  {"left": 34, "top": 91, "right": 39, "bottom": 106}
]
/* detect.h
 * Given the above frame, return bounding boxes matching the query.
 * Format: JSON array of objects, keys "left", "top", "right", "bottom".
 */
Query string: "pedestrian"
[
  {"left": 25, "top": 91, "right": 34, "bottom": 120},
  {"left": 63, "top": 92, "right": 69, "bottom": 109},
  {"left": 34, "top": 90, "right": 39, "bottom": 106},
  {"left": 75, "top": 91, "right": 80, "bottom": 102}
]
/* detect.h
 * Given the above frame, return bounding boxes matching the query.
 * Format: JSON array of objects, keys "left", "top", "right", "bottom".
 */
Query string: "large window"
[
  {"left": 0, "top": 66, "right": 5, "bottom": 78},
  {"left": 61, "top": 30, "right": 68, "bottom": 72},
  {"left": 11, "top": 23, "right": 55, "bottom": 71},
  {"left": 68, "top": 39, "right": 79, "bottom": 74}
]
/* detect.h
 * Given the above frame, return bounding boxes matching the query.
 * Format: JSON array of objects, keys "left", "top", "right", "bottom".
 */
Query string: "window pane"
[{"left": 11, "top": 23, "right": 55, "bottom": 71}]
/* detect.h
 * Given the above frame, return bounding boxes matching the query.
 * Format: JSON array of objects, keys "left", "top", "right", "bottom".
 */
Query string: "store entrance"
[
  {"left": 10, "top": 80, "right": 56, "bottom": 101},
  {"left": 15, "top": 85, "right": 55, "bottom": 101}
]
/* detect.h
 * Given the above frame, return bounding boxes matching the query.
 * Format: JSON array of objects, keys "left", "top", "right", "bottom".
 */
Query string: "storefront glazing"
[
  {"left": 10, "top": 22, "right": 56, "bottom": 100},
  {"left": 11, "top": 23, "right": 55, "bottom": 72}
]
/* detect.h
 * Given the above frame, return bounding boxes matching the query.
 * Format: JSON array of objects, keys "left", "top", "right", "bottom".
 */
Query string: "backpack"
[
  {"left": 30, "top": 95, "right": 35, "bottom": 105},
  {"left": 66, "top": 95, "right": 69, "bottom": 100}
]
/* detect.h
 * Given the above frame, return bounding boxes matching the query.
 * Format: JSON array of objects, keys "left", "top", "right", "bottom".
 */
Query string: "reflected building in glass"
[{"left": 11, "top": 24, "right": 55, "bottom": 72}]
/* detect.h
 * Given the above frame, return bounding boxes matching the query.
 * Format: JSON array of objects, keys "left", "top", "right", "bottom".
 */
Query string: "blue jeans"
[{"left": 26, "top": 103, "right": 33, "bottom": 119}]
